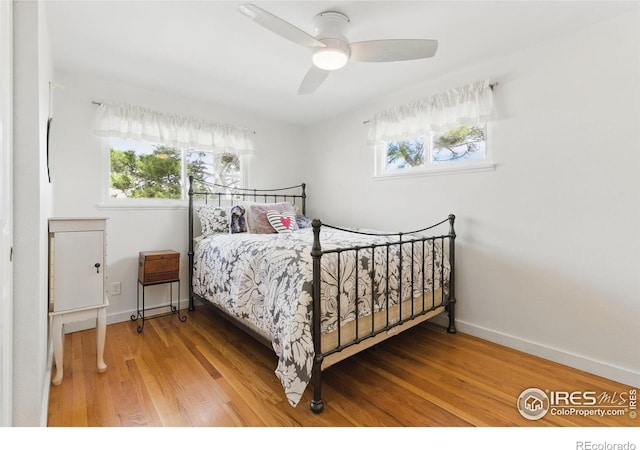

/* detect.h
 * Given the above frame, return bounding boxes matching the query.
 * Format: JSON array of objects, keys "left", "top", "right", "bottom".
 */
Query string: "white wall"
[
  {"left": 0, "top": 0, "right": 14, "bottom": 427},
  {"left": 12, "top": 1, "right": 54, "bottom": 426},
  {"left": 50, "top": 72, "right": 306, "bottom": 325},
  {"left": 302, "top": 10, "right": 640, "bottom": 387}
]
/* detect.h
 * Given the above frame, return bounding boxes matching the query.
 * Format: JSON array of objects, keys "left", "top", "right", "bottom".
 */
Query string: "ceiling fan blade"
[
  {"left": 349, "top": 39, "right": 438, "bottom": 62},
  {"left": 238, "top": 4, "right": 325, "bottom": 49},
  {"left": 298, "top": 66, "right": 330, "bottom": 95}
]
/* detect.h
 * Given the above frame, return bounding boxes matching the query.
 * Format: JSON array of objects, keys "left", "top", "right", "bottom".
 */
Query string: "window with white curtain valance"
[
  {"left": 93, "top": 101, "right": 255, "bottom": 155},
  {"left": 367, "top": 79, "right": 494, "bottom": 143}
]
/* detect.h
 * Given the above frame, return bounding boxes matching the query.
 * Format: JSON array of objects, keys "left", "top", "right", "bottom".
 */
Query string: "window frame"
[
  {"left": 373, "top": 123, "right": 495, "bottom": 180},
  {"left": 98, "top": 137, "right": 248, "bottom": 210}
]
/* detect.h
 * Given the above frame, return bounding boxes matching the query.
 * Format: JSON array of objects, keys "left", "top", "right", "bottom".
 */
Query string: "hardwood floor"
[{"left": 47, "top": 306, "right": 638, "bottom": 428}]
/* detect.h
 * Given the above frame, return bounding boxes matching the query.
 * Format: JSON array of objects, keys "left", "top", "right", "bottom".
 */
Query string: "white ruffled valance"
[
  {"left": 94, "top": 101, "right": 254, "bottom": 154},
  {"left": 368, "top": 79, "right": 494, "bottom": 143}
]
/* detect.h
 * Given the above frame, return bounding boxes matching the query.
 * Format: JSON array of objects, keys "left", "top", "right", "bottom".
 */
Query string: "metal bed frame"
[{"left": 187, "top": 176, "right": 457, "bottom": 413}]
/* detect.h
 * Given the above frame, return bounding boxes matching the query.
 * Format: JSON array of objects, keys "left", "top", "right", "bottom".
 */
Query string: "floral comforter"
[{"left": 192, "top": 227, "right": 449, "bottom": 407}]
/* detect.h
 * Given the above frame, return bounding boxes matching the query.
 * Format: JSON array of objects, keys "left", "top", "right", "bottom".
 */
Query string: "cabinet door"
[{"left": 53, "top": 230, "right": 104, "bottom": 311}]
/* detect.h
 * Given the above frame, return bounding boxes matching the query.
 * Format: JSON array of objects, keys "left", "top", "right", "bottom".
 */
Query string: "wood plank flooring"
[{"left": 47, "top": 306, "right": 638, "bottom": 428}]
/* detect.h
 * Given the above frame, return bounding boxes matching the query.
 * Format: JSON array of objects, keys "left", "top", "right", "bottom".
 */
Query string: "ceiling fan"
[{"left": 238, "top": 3, "right": 438, "bottom": 95}]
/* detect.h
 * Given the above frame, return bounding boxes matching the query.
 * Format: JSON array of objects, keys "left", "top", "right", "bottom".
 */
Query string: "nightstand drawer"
[
  {"left": 138, "top": 250, "right": 180, "bottom": 284},
  {"left": 142, "top": 270, "right": 179, "bottom": 284}
]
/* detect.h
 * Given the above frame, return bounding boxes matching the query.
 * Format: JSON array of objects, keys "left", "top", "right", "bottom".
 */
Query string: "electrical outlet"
[{"left": 110, "top": 281, "right": 121, "bottom": 296}]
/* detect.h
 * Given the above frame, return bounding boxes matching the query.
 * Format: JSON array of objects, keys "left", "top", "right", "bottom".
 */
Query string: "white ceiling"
[{"left": 44, "top": 0, "right": 637, "bottom": 125}]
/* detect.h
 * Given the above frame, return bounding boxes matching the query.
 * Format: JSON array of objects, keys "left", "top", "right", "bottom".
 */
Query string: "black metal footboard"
[{"left": 309, "top": 215, "right": 457, "bottom": 413}]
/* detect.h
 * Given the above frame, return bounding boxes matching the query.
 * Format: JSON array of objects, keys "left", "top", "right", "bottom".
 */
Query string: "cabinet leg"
[
  {"left": 96, "top": 307, "right": 107, "bottom": 373},
  {"left": 51, "top": 316, "right": 64, "bottom": 386}
]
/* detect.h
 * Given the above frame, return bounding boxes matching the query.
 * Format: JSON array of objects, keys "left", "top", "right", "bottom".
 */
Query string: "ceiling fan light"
[{"left": 312, "top": 48, "right": 349, "bottom": 70}]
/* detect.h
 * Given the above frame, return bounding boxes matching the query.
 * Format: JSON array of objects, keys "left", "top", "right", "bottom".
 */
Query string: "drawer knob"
[{"left": 95, "top": 262, "right": 101, "bottom": 273}]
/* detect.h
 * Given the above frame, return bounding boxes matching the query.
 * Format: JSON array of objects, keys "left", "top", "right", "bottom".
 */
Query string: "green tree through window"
[
  {"left": 432, "top": 125, "right": 486, "bottom": 162},
  {"left": 386, "top": 138, "right": 425, "bottom": 169},
  {"left": 186, "top": 150, "right": 240, "bottom": 195},
  {"left": 110, "top": 145, "right": 181, "bottom": 198},
  {"left": 109, "top": 138, "right": 241, "bottom": 199}
]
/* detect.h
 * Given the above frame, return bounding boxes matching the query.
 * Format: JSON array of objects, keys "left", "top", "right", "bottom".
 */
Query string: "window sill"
[
  {"left": 97, "top": 200, "right": 188, "bottom": 211},
  {"left": 373, "top": 161, "right": 496, "bottom": 180}
]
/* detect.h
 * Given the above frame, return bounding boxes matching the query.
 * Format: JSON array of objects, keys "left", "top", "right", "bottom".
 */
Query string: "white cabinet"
[
  {"left": 48, "top": 218, "right": 109, "bottom": 385},
  {"left": 49, "top": 219, "right": 107, "bottom": 311}
]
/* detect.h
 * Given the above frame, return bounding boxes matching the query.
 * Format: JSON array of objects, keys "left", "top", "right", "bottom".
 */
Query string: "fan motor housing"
[
  {"left": 311, "top": 11, "right": 351, "bottom": 70},
  {"left": 313, "top": 11, "right": 350, "bottom": 40}
]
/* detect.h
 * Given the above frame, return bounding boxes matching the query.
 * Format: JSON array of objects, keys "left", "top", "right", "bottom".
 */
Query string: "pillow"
[
  {"left": 248, "top": 202, "right": 296, "bottom": 234},
  {"left": 267, "top": 210, "right": 298, "bottom": 233},
  {"left": 195, "top": 205, "right": 229, "bottom": 237},
  {"left": 229, "top": 204, "right": 247, "bottom": 234},
  {"left": 231, "top": 200, "right": 257, "bottom": 233},
  {"left": 295, "top": 214, "right": 312, "bottom": 229}
]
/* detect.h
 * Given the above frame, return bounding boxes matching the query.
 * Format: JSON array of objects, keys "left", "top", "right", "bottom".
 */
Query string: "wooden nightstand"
[{"left": 131, "top": 250, "right": 186, "bottom": 332}]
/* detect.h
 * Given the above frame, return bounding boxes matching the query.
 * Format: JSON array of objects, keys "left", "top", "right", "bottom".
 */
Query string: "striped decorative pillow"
[{"left": 266, "top": 210, "right": 298, "bottom": 233}]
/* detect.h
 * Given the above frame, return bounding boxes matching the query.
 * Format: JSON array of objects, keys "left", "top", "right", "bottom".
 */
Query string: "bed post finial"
[
  {"left": 448, "top": 214, "right": 456, "bottom": 239},
  {"left": 301, "top": 183, "right": 307, "bottom": 216},
  {"left": 310, "top": 218, "right": 324, "bottom": 413}
]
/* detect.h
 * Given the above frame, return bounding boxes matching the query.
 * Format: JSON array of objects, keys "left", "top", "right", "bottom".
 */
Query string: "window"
[
  {"left": 386, "top": 137, "right": 426, "bottom": 170},
  {"left": 107, "top": 137, "right": 242, "bottom": 202},
  {"left": 186, "top": 148, "right": 241, "bottom": 193},
  {"left": 432, "top": 124, "right": 487, "bottom": 164},
  {"left": 368, "top": 80, "right": 496, "bottom": 178},
  {"left": 377, "top": 124, "right": 491, "bottom": 177},
  {"left": 94, "top": 100, "right": 253, "bottom": 206}
]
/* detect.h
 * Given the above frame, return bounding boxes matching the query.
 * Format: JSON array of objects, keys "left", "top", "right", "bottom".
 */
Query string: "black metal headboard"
[
  {"left": 188, "top": 175, "right": 306, "bottom": 216},
  {"left": 187, "top": 175, "right": 307, "bottom": 310}
]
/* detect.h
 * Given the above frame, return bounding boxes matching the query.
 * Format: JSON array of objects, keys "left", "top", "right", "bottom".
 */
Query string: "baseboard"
[{"left": 429, "top": 315, "right": 639, "bottom": 388}]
